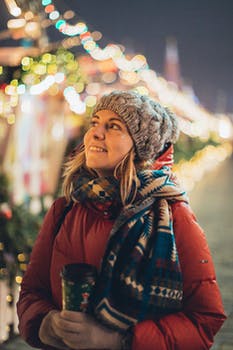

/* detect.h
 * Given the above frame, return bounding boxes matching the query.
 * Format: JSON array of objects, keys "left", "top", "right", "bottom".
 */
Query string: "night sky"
[{"left": 1, "top": 0, "right": 233, "bottom": 113}]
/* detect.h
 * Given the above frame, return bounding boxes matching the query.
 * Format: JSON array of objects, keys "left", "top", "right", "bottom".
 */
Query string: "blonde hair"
[{"left": 62, "top": 147, "right": 147, "bottom": 207}]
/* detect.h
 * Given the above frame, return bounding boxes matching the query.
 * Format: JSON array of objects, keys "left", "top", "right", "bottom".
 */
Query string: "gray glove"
[
  {"left": 40, "top": 309, "right": 123, "bottom": 349},
  {"left": 39, "top": 310, "right": 69, "bottom": 349}
]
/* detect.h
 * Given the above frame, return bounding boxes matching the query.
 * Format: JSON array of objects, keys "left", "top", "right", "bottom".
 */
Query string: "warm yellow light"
[
  {"left": 22, "top": 73, "right": 38, "bottom": 85},
  {"left": 5, "top": 85, "right": 16, "bottom": 95},
  {"left": 7, "top": 114, "right": 15, "bottom": 125},
  {"left": 48, "top": 84, "right": 59, "bottom": 96},
  {"left": 6, "top": 294, "right": 13, "bottom": 303},
  {"left": 24, "top": 11, "right": 34, "bottom": 21},
  {"left": 16, "top": 276, "right": 23, "bottom": 284},
  {"left": 85, "top": 95, "right": 97, "bottom": 107},
  {"left": 120, "top": 71, "right": 139, "bottom": 85},
  {"left": 10, "top": 79, "right": 18, "bottom": 86},
  {"left": 174, "top": 143, "right": 233, "bottom": 192},
  {"left": 42, "top": 53, "right": 52, "bottom": 64},
  {"left": 47, "top": 64, "right": 57, "bottom": 74},
  {"left": 33, "top": 63, "right": 47, "bottom": 75},
  {"left": 19, "top": 263, "right": 27, "bottom": 271},
  {"left": 25, "top": 22, "right": 41, "bottom": 39},
  {"left": 75, "top": 82, "right": 85, "bottom": 93},
  {"left": 135, "top": 86, "right": 149, "bottom": 95},
  {"left": 18, "top": 253, "right": 26, "bottom": 262},
  {"left": 21, "top": 56, "right": 31, "bottom": 66},
  {"left": 66, "top": 61, "right": 78, "bottom": 71},
  {"left": 83, "top": 41, "right": 96, "bottom": 52},
  {"left": 0, "top": 268, "right": 7, "bottom": 277},
  {"left": 10, "top": 95, "right": 18, "bottom": 107}
]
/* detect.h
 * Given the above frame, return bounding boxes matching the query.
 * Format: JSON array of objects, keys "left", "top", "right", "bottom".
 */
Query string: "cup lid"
[{"left": 61, "top": 263, "right": 97, "bottom": 281}]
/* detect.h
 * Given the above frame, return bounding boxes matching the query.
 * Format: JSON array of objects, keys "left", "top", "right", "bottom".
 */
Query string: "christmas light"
[
  {"left": 91, "top": 31, "right": 102, "bottom": 41},
  {"left": 101, "top": 72, "right": 117, "bottom": 84},
  {"left": 51, "top": 121, "right": 64, "bottom": 140},
  {"left": 33, "top": 63, "right": 46, "bottom": 75},
  {"left": 64, "top": 87, "right": 86, "bottom": 114},
  {"left": 15, "top": 276, "right": 23, "bottom": 284},
  {"left": 45, "top": 5, "right": 55, "bottom": 14},
  {"left": 218, "top": 116, "right": 233, "bottom": 139},
  {"left": 42, "top": 0, "right": 52, "bottom": 5},
  {"left": 21, "top": 56, "right": 31, "bottom": 66},
  {"left": 25, "top": 22, "right": 41, "bottom": 40},
  {"left": 6, "top": 294, "right": 13, "bottom": 303},
  {"left": 7, "top": 114, "right": 15, "bottom": 125},
  {"left": 36, "top": 0, "right": 231, "bottom": 146},
  {"left": 30, "top": 75, "right": 55, "bottom": 95},
  {"left": 75, "top": 82, "right": 85, "bottom": 93},
  {"left": 7, "top": 18, "right": 26, "bottom": 29},
  {"left": 5, "top": 85, "right": 17, "bottom": 95},
  {"left": 174, "top": 143, "right": 232, "bottom": 192},
  {"left": 4, "top": 0, "right": 21, "bottom": 17},
  {"left": 49, "top": 11, "right": 60, "bottom": 20},
  {"left": 17, "top": 253, "right": 26, "bottom": 262},
  {"left": 42, "top": 53, "right": 52, "bottom": 64},
  {"left": 24, "top": 11, "right": 34, "bottom": 21},
  {"left": 54, "top": 72, "right": 65, "bottom": 83},
  {"left": 55, "top": 19, "right": 66, "bottom": 30},
  {"left": 85, "top": 95, "right": 97, "bottom": 107},
  {"left": 134, "top": 86, "right": 149, "bottom": 95},
  {"left": 85, "top": 83, "right": 100, "bottom": 95},
  {"left": 63, "top": 10, "right": 75, "bottom": 20}
]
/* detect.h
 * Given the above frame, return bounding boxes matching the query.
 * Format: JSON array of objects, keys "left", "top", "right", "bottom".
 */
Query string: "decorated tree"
[{"left": 0, "top": 172, "right": 42, "bottom": 284}]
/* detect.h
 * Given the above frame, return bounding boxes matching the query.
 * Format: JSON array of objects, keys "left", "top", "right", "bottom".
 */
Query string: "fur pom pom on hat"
[{"left": 93, "top": 90, "right": 180, "bottom": 161}]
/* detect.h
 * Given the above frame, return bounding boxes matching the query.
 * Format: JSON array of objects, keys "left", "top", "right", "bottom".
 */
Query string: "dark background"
[{"left": 1, "top": 0, "right": 233, "bottom": 113}]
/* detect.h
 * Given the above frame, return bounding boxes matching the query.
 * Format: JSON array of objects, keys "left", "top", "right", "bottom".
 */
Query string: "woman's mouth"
[{"left": 89, "top": 146, "right": 107, "bottom": 152}]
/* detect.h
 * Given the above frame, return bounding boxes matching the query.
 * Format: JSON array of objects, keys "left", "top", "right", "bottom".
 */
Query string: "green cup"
[{"left": 61, "top": 263, "right": 97, "bottom": 312}]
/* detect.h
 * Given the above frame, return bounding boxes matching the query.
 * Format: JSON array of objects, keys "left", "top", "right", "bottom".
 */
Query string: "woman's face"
[{"left": 84, "top": 109, "right": 134, "bottom": 176}]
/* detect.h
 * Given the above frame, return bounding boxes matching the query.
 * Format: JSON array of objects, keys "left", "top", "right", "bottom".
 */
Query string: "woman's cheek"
[{"left": 83, "top": 130, "right": 91, "bottom": 147}]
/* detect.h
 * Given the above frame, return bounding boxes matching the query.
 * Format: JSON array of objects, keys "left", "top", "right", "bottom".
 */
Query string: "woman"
[{"left": 17, "top": 90, "right": 226, "bottom": 350}]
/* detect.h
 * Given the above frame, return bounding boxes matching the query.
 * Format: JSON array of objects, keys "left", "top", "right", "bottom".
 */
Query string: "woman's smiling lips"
[{"left": 88, "top": 145, "right": 107, "bottom": 152}]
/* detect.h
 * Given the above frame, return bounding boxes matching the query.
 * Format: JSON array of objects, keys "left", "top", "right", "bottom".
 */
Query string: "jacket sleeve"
[
  {"left": 17, "top": 197, "right": 67, "bottom": 349},
  {"left": 132, "top": 202, "right": 226, "bottom": 350}
]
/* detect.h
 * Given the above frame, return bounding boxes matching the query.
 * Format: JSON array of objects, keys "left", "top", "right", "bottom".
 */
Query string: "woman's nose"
[{"left": 93, "top": 125, "right": 105, "bottom": 140}]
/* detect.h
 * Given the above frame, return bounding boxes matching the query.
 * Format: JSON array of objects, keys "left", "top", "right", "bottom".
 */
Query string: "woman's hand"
[
  {"left": 39, "top": 310, "right": 69, "bottom": 349},
  {"left": 52, "top": 310, "right": 122, "bottom": 349}
]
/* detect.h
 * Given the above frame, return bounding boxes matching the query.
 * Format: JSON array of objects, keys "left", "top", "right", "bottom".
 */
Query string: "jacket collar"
[{"left": 152, "top": 144, "right": 174, "bottom": 170}]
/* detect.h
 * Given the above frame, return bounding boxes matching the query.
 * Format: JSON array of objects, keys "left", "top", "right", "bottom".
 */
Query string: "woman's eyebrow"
[
  {"left": 109, "top": 117, "right": 124, "bottom": 123},
  {"left": 92, "top": 115, "right": 124, "bottom": 124}
]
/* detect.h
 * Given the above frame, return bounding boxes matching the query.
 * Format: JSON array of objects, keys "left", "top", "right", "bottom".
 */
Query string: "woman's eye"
[
  {"left": 90, "top": 121, "right": 98, "bottom": 127},
  {"left": 109, "top": 123, "right": 121, "bottom": 130}
]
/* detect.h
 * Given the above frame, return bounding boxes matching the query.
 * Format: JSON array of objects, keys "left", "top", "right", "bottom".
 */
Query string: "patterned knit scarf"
[{"left": 72, "top": 167, "right": 188, "bottom": 331}]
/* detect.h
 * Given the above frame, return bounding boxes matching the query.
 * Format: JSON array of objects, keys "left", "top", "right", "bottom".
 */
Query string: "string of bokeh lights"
[
  {"left": 40, "top": 0, "right": 233, "bottom": 137},
  {"left": 1, "top": 0, "right": 233, "bottom": 142}
]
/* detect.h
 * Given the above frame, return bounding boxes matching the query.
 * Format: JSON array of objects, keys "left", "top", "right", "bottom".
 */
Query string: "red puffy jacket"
[{"left": 17, "top": 146, "right": 226, "bottom": 349}]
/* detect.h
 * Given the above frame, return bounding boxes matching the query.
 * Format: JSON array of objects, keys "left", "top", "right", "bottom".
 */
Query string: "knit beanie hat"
[{"left": 92, "top": 90, "right": 179, "bottom": 161}]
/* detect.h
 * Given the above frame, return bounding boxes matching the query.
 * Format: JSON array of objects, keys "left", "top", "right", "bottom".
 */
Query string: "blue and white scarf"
[{"left": 72, "top": 167, "right": 188, "bottom": 331}]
